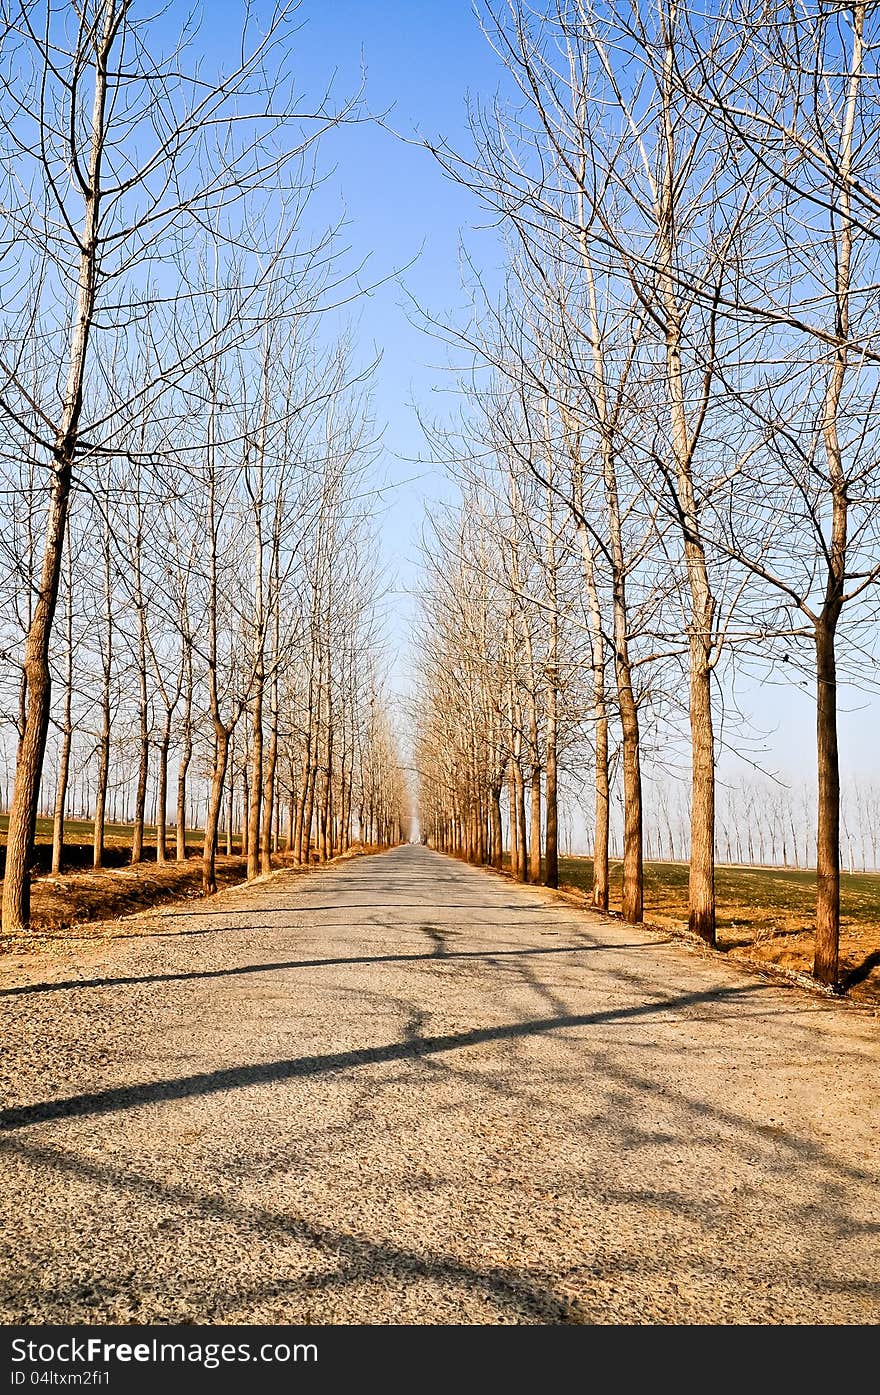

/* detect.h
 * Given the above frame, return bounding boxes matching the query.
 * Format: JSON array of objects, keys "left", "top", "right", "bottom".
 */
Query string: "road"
[{"left": 1, "top": 844, "right": 878, "bottom": 1323}]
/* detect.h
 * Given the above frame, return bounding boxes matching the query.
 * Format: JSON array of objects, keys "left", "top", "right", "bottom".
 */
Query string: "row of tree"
[
  {"left": 415, "top": 0, "right": 880, "bottom": 986},
  {"left": 652, "top": 777, "right": 880, "bottom": 875},
  {"left": 0, "top": 1, "right": 407, "bottom": 931},
  {"left": 544, "top": 771, "right": 880, "bottom": 872}
]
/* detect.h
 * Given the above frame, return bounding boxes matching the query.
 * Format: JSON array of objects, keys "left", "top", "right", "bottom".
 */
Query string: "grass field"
[
  {"left": 0, "top": 815, "right": 212, "bottom": 873},
  {"left": 556, "top": 855, "right": 880, "bottom": 1004}
]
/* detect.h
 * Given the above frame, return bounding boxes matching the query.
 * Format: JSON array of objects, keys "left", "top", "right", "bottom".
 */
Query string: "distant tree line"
[{"left": 588, "top": 777, "right": 880, "bottom": 873}]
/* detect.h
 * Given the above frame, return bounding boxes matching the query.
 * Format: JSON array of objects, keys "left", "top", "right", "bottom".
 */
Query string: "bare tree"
[
  {"left": 680, "top": 0, "right": 880, "bottom": 984},
  {"left": 0, "top": 0, "right": 357, "bottom": 930}
]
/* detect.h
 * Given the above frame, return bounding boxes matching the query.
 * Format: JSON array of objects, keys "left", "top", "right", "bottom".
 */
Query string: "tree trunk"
[
  {"left": 131, "top": 608, "right": 149, "bottom": 864},
  {"left": 155, "top": 721, "right": 170, "bottom": 865},
  {"left": 539, "top": 409, "right": 560, "bottom": 889},
  {"left": 618, "top": 673, "right": 643, "bottom": 924},
  {"left": 688, "top": 645, "right": 716, "bottom": 943},
  {"left": 287, "top": 787, "right": 296, "bottom": 852},
  {"left": 202, "top": 726, "right": 229, "bottom": 895},
  {"left": 513, "top": 760, "right": 528, "bottom": 882},
  {"left": 319, "top": 713, "right": 332, "bottom": 862},
  {"left": 544, "top": 729, "right": 557, "bottom": 889},
  {"left": 93, "top": 654, "right": 112, "bottom": 871},
  {"left": 606, "top": 461, "right": 643, "bottom": 922},
  {"left": 508, "top": 767, "right": 520, "bottom": 876},
  {"left": 241, "top": 769, "right": 250, "bottom": 862},
  {"left": 809, "top": 9, "right": 859, "bottom": 980},
  {"left": 1, "top": 578, "right": 59, "bottom": 929},
  {"left": 593, "top": 706, "right": 610, "bottom": 911},
  {"left": 543, "top": 598, "right": 559, "bottom": 892},
  {"left": 176, "top": 752, "right": 191, "bottom": 860},
  {"left": 302, "top": 761, "right": 317, "bottom": 865},
  {"left": 528, "top": 761, "right": 541, "bottom": 882},
  {"left": 576, "top": 522, "right": 609, "bottom": 910},
  {"left": 490, "top": 786, "right": 503, "bottom": 869},
  {"left": 247, "top": 685, "right": 263, "bottom": 880},
  {"left": 575, "top": 214, "right": 644, "bottom": 921},
  {"left": 51, "top": 724, "right": 72, "bottom": 876},
  {"left": 814, "top": 620, "right": 841, "bottom": 985},
  {"left": 260, "top": 699, "right": 277, "bottom": 875},
  {"left": 506, "top": 639, "right": 524, "bottom": 879},
  {"left": 176, "top": 647, "right": 193, "bottom": 862},
  {"left": 294, "top": 757, "right": 309, "bottom": 864},
  {"left": 657, "top": 32, "right": 717, "bottom": 945},
  {"left": 51, "top": 547, "right": 74, "bottom": 875},
  {"left": 0, "top": 0, "right": 114, "bottom": 932}
]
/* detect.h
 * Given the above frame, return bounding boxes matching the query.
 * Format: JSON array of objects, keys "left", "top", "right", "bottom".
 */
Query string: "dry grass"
[
  {"left": 0, "top": 817, "right": 372, "bottom": 956},
  {"left": 0, "top": 855, "right": 253, "bottom": 956},
  {"left": 557, "top": 856, "right": 880, "bottom": 1006}
]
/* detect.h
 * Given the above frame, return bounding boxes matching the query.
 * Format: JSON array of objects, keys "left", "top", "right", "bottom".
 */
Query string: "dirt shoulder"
[{"left": 0, "top": 846, "right": 372, "bottom": 959}]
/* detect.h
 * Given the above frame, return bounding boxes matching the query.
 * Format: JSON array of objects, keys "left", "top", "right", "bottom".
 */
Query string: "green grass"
[
  {"left": 0, "top": 815, "right": 217, "bottom": 875},
  {"left": 556, "top": 855, "right": 880, "bottom": 933},
  {"left": 0, "top": 815, "right": 206, "bottom": 847}
]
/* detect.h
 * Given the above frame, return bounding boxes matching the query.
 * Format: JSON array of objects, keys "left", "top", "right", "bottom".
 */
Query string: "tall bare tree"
[{"left": 0, "top": 0, "right": 356, "bottom": 930}]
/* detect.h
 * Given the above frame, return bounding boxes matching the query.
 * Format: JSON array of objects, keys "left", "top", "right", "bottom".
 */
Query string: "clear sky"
[
  {"left": 258, "top": 0, "right": 502, "bottom": 690},
  {"left": 200, "top": 1, "right": 877, "bottom": 787}
]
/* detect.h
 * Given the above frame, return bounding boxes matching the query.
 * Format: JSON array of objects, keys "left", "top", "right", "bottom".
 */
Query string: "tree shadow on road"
[
  {"left": 0, "top": 981, "right": 771, "bottom": 1132},
  {"left": 840, "top": 950, "right": 880, "bottom": 992},
  {"left": 2, "top": 974, "right": 877, "bottom": 1322},
  {"left": 0, "top": 1133, "right": 575, "bottom": 1323},
  {"left": 4, "top": 849, "right": 878, "bottom": 1322},
  {"left": 0, "top": 938, "right": 656, "bottom": 999}
]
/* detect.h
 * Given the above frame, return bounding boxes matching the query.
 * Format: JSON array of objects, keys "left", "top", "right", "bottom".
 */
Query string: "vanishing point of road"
[{"left": 1, "top": 845, "right": 877, "bottom": 1323}]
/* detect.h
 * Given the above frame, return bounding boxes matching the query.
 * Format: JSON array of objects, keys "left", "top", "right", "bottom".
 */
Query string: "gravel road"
[{"left": 1, "top": 844, "right": 878, "bottom": 1324}]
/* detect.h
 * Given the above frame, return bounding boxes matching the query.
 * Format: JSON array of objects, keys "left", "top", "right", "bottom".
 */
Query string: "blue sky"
[
  {"left": 270, "top": 0, "right": 502, "bottom": 682},
  {"left": 199, "top": 1, "right": 877, "bottom": 785}
]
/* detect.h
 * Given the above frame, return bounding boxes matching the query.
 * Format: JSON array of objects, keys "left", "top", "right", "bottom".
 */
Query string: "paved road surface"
[{"left": 1, "top": 845, "right": 878, "bottom": 1323}]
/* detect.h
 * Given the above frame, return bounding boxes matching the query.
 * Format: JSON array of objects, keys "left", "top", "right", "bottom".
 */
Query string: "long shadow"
[
  {"left": 75, "top": 925, "right": 239, "bottom": 944},
  {"left": 421, "top": 925, "right": 449, "bottom": 957},
  {"left": 0, "top": 939, "right": 659, "bottom": 1000},
  {"left": 3, "top": 987, "right": 875, "bottom": 1321},
  {"left": 515, "top": 953, "right": 572, "bottom": 1019},
  {"left": 0, "top": 1136, "right": 575, "bottom": 1323},
  {"left": 0, "top": 981, "right": 762, "bottom": 1131},
  {"left": 840, "top": 950, "right": 880, "bottom": 992},
  {"left": 152, "top": 901, "right": 550, "bottom": 918}
]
